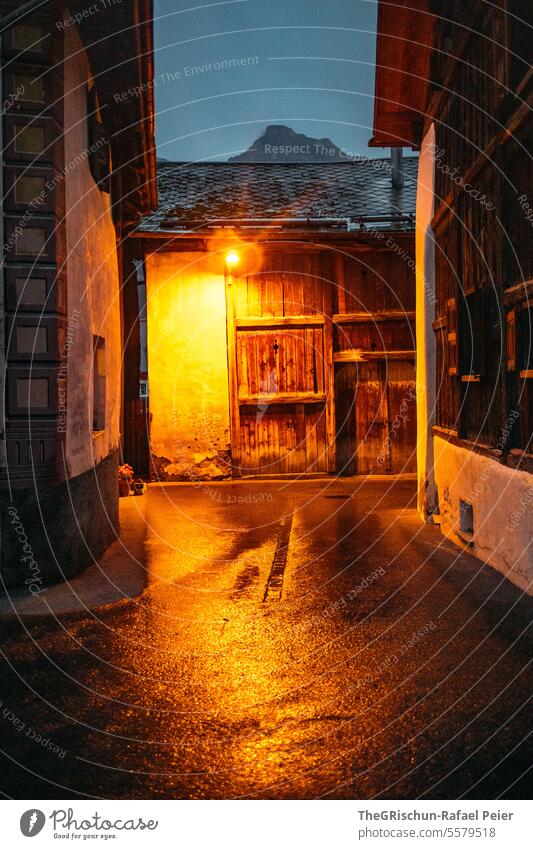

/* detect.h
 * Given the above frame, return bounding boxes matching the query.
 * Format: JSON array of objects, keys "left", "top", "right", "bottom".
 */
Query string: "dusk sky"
[{"left": 153, "top": 0, "right": 382, "bottom": 162}]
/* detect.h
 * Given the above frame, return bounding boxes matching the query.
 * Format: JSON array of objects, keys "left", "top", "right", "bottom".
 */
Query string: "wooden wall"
[{"left": 430, "top": 1, "right": 532, "bottom": 455}]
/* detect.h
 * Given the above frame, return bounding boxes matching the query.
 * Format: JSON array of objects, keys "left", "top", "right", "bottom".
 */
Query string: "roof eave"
[
  {"left": 69, "top": 0, "right": 157, "bottom": 221},
  {"left": 370, "top": 0, "right": 436, "bottom": 149}
]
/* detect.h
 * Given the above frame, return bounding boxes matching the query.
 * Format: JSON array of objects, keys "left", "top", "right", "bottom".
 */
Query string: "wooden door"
[
  {"left": 235, "top": 324, "right": 329, "bottom": 474},
  {"left": 335, "top": 360, "right": 417, "bottom": 474},
  {"left": 227, "top": 252, "right": 334, "bottom": 475},
  {"left": 334, "top": 364, "right": 357, "bottom": 476},
  {"left": 386, "top": 361, "right": 417, "bottom": 472},
  {"left": 239, "top": 402, "right": 328, "bottom": 474},
  {"left": 355, "top": 362, "right": 390, "bottom": 473}
]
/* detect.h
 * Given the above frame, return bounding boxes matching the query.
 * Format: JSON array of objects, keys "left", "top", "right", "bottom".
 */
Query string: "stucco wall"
[
  {"left": 145, "top": 252, "right": 231, "bottom": 479},
  {"left": 434, "top": 436, "right": 533, "bottom": 593},
  {"left": 63, "top": 25, "right": 121, "bottom": 479},
  {"left": 415, "top": 124, "right": 438, "bottom": 520},
  {"left": 1, "top": 451, "right": 119, "bottom": 588}
]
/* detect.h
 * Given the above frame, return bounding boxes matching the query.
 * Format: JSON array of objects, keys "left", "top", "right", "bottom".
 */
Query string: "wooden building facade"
[{"left": 372, "top": 0, "right": 532, "bottom": 590}]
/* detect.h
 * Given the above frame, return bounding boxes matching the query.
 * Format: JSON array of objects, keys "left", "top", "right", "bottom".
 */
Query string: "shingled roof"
[{"left": 139, "top": 158, "right": 418, "bottom": 233}]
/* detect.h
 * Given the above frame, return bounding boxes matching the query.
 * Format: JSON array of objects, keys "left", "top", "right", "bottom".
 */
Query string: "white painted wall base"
[{"left": 434, "top": 435, "right": 533, "bottom": 594}]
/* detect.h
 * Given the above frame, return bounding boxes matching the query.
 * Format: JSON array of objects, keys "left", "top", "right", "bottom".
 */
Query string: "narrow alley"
[{"left": 0, "top": 478, "right": 530, "bottom": 800}]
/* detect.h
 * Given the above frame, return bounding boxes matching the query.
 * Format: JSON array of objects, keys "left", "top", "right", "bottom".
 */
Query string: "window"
[
  {"left": 15, "top": 175, "right": 46, "bottom": 205},
  {"left": 16, "top": 277, "right": 47, "bottom": 306},
  {"left": 517, "top": 306, "right": 533, "bottom": 377},
  {"left": 448, "top": 287, "right": 500, "bottom": 381},
  {"left": 92, "top": 336, "right": 106, "bottom": 431},
  {"left": 139, "top": 381, "right": 148, "bottom": 398},
  {"left": 16, "top": 377, "right": 49, "bottom": 408},
  {"left": 14, "top": 125, "right": 45, "bottom": 155},
  {"left": 16, "top": 325, "right": 48, "bottom": 354},
  {"left": 12, "top": 24, "right": 45, "bottom": 52},
  {"left": 12, "top": 73, "right": 45, "bottom": 104},
  {"left": 459, "top": 500, "right": 474, "bottom": 541},
  {"left": 459, "top": 289, "right": 485, "bottom": 380},
  {"left": 507, "top": 303, "right": 533, "bottom": 451},
  {"left": 16, "top": 227, "right": 46, "bottom": 256}
]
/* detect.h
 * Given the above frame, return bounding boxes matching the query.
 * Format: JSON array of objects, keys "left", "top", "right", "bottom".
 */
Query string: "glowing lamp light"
[{"left": 225, "top": 250, "right": 240, "bottom": 267}]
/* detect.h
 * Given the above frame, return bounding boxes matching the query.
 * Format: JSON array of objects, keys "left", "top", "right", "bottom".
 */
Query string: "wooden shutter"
[
  {"left": 447, "top": 297, "right": 458, "bottom": 375},
  {"left": 507, "top": 309, "right": 516, "bottom": 371}
]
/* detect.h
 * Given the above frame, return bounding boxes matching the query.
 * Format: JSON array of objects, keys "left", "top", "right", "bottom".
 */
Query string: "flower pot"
[{"left": 118, "top": 478, "right": 130, "bottom": 497}]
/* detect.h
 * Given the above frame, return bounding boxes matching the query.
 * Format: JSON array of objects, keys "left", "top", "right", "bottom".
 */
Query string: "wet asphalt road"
[{"left": 0, "top": 477, "right": 531, "bottom": 799}]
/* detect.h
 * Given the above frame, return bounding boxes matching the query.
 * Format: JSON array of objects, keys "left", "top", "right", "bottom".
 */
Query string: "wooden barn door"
[
  {"left": 335, "top": 360, "right": 417, "bottom": 474},
  {"left": 226, "top": 253, "right": 335, "bottom": 476},
  {"left": 386, "top": 361, "right": 417, "bottom": 473},
  {"left": 355, "top": 362, "right": 391, "bottom": 473},
  {"left": 332, "top": 247, "right": 417, "bottom": 475}
]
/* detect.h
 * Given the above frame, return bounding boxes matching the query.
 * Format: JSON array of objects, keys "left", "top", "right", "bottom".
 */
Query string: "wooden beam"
[
  {"left": 225, "top": 271, "right": 241, "bottom": 475},
  {"left": 133, "top": 231, "right": 415, "bottom": 249},
  {"left": 333, "top": 311, "right": 416, "bottom": 324},
  {"left": 238, "top": 392, "right": 327, "bottom": 406},
  {"left": 503, "top": 278, "right": 533, "bottom": 306},
  {"left": 334, "top": 350, "right": 416, "bottom": 363},
  {"left": 335, "top": 254, "right": 346, "bottom": 314},
  {"left": 235, "top": 315, "right": 325, "bottom": 328},
  {"left": 432, "top": 315, "right": 446, "bottom": 331},
  {"left": 322, "top": 260, "right": 336, "bottom": 474}
]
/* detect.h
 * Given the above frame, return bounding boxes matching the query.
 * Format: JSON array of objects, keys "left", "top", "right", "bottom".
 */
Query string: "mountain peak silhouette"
[{"left": 229, "top": 125, "right": 345, "bottom": 162}]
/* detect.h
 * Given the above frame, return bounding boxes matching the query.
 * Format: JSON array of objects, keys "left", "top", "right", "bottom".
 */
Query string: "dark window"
[
  {"left": 517, "top": 306, "right": 533, "bottom": 376},
  {"left": 459, "top": 289, "right": 485, "bottom": 378},
  {"left": 459, "top": 500, "right": 474, "bottom": 536},
  {"left": 92, "top": 336, "right": 106, "bottom": 431}
]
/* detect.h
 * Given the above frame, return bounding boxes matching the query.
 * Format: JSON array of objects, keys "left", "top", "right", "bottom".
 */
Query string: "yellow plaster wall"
[
  {"left": 415, "top": 124, "right": 438, "bottom": 520},
  {"left": 145, "top": 252, "right": 231, "bottom": 477}
]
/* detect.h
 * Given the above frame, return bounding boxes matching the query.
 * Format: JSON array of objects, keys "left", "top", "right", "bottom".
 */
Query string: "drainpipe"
[
  {"left": 0, "top": 0, "right": 52, "bottom": 33},
  {"left": 391, "top": 147, "right": 404, "bottom": 188}
]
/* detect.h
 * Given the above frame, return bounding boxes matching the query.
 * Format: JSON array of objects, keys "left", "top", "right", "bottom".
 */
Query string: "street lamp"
[
  {"left": 224, "top": 250, "right": 240, "bottom": 286},
  {"left": 225, "top": 250, "right": 240, "bottom": 268}
]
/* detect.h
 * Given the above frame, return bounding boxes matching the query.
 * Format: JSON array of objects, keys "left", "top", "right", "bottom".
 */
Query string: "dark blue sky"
[{"left": 153, "top": 0, "right": 382, "bottom": 161}]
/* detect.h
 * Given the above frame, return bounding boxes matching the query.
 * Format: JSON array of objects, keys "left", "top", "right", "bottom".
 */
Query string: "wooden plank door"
[
  {"left": 228, "top": 252, "right": 334, "bottom": 476},
  {"left": 386, "top": 361, "right": 417, "bottom": 472},
  {"left": 239, "top": 402, "right": 328, "bottom": 474},
  {"left": 235, "top": 326, "right": 329, "bottom": 474},
  {"left": 334, "top": 363, "right": 357, "bottom": 476},
  {"left": 335, "top": 360, "right": 417, "bottom": 474},
  {"left": 354, "top": 362, "right": 390, "bottom": 473}
]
